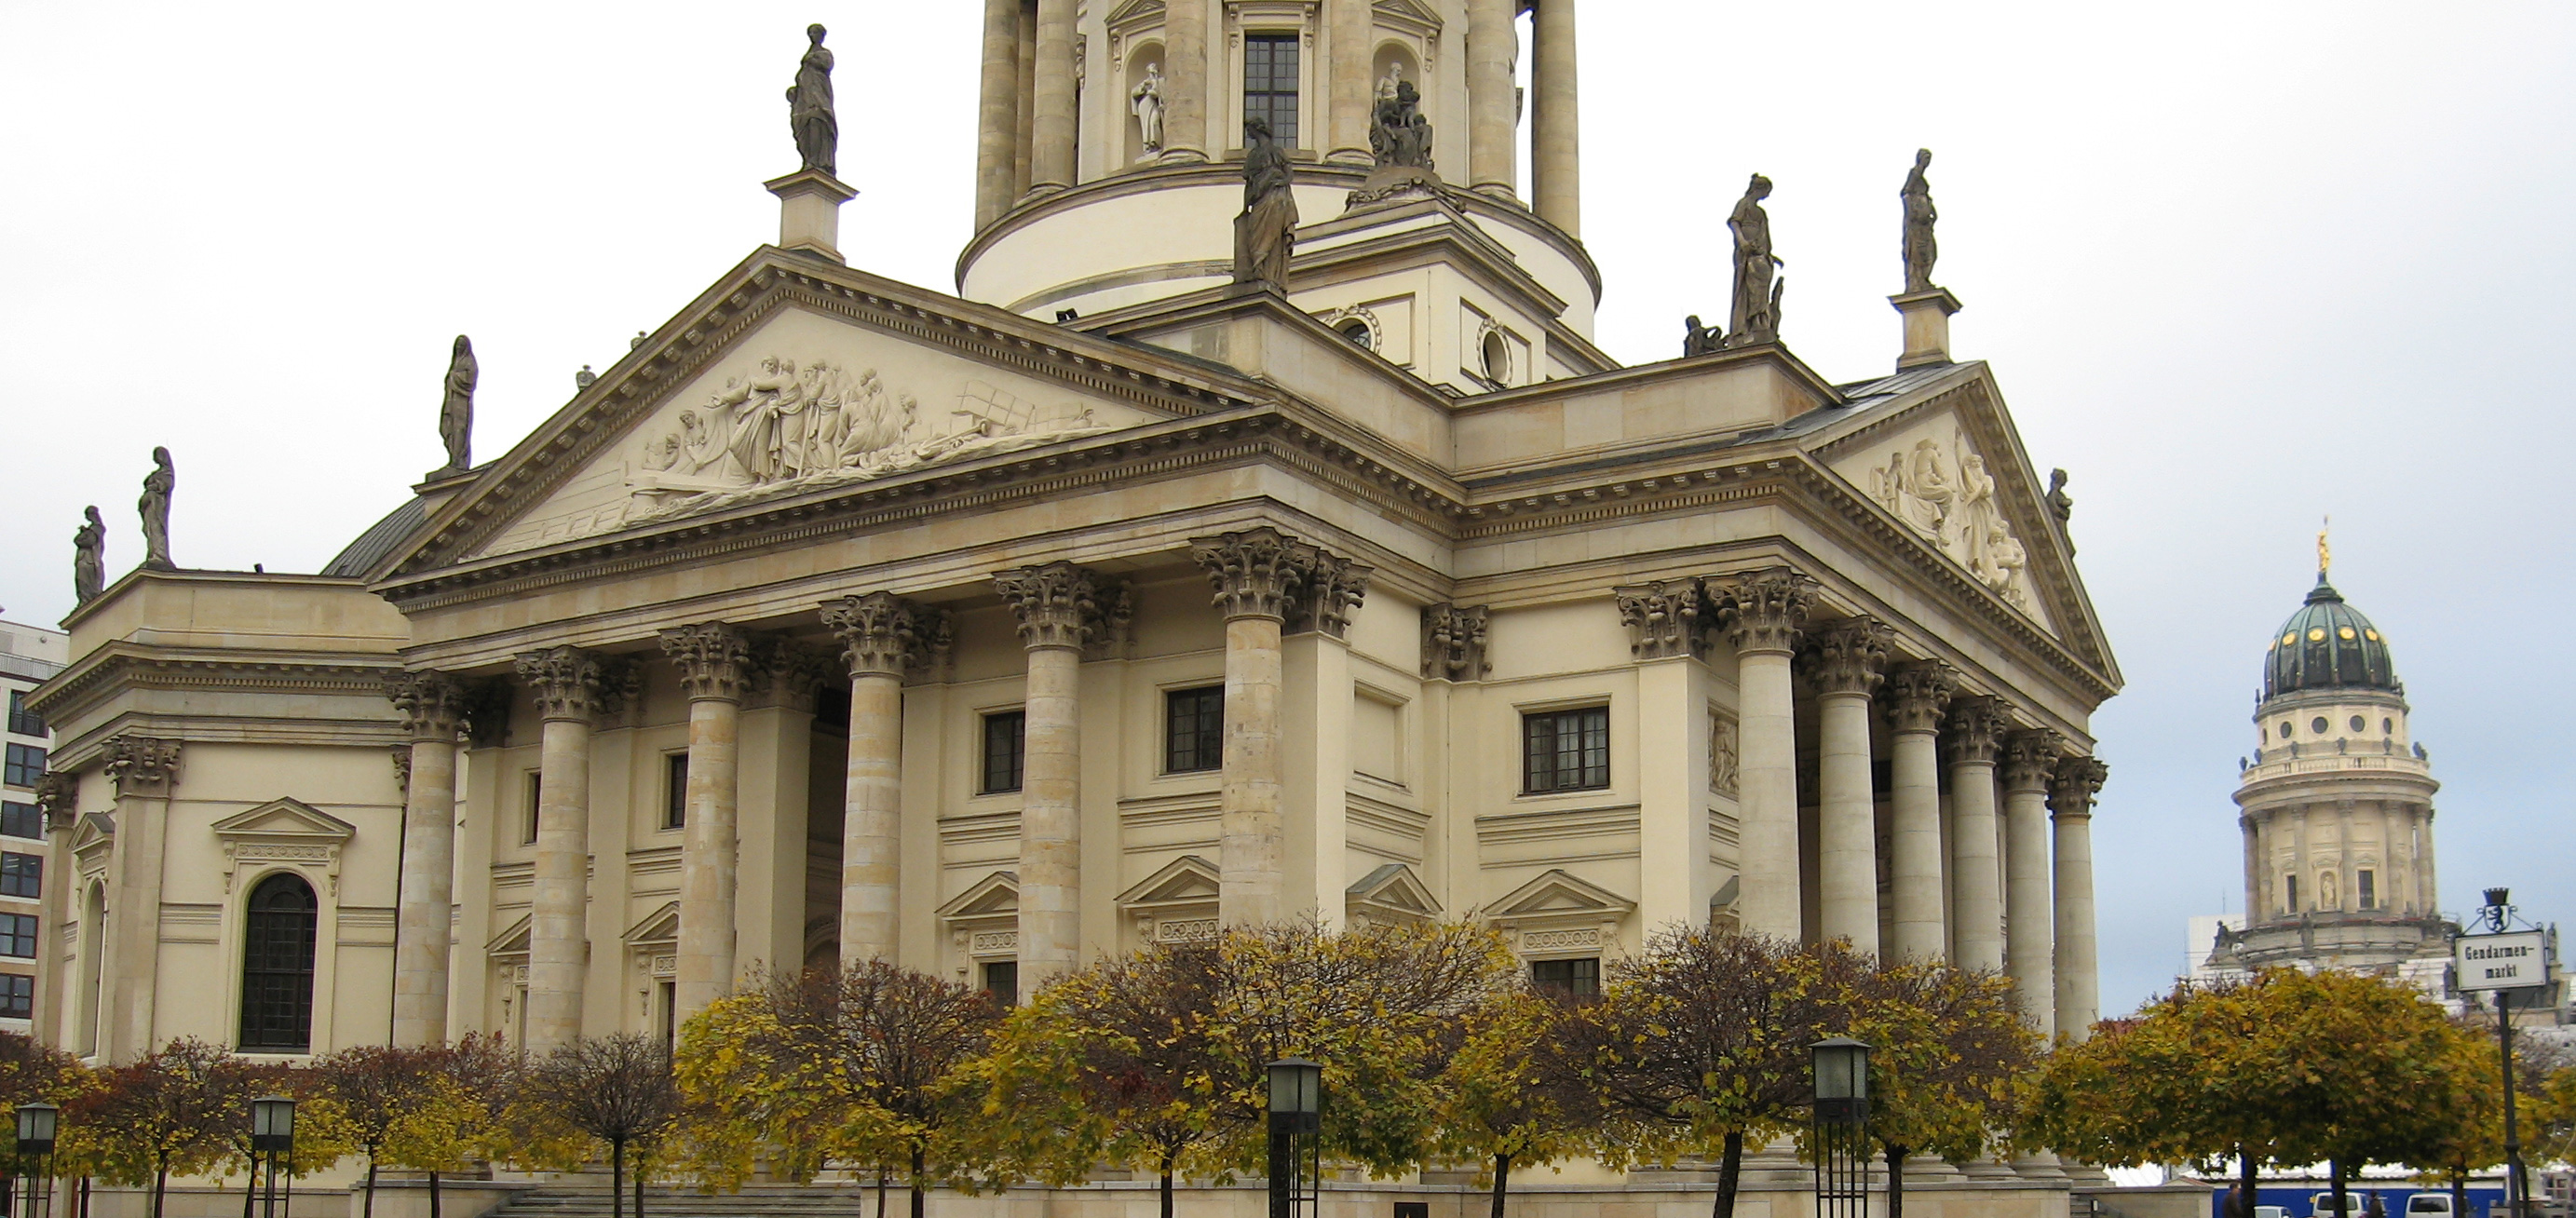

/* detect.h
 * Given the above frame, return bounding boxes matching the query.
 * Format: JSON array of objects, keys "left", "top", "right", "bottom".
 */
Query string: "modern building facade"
[
  {"left": 33, "top": 0, "right": 2120, "bottom": 1091},
  {"left": 0, "top": 620, "right": 66, "bottom": 1036}
]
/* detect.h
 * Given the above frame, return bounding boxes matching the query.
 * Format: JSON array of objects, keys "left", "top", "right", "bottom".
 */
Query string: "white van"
[
  {"left": 2311, "top": 1194, "right": 2369, "bottom": 1218},
  {"left": 2406, "top": 1195, "right": 2454, "bottom": 1218}
]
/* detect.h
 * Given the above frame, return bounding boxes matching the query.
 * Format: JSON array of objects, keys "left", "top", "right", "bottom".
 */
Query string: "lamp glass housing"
[
  {"left": 1268, "top": 1058, "right": 1322, "bottom": 1117},
  {"left": 14, "top": 1100, "right": 55, "bottom": 1150},
  {"left": 1810, "top": 1037, "right": 1870, "bottom": 1102},
  {"left": 251, "top": 1094, "right": 296, "bottom": 1151}
]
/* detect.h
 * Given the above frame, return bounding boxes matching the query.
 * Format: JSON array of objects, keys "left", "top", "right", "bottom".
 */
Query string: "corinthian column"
[
  {"left": 975, "top": 0, "right": 1025, "bottom": 226},
  {"left": 388, "top": 671, "right": 467, "bottom": 1047},
  {"left": 1618, "top": 580, "right": 1710, "bottom": 933},
  {"left": 1465, "top": 0, "right": 1519, "bottom": 195},
  {"left": 1943, "top": 697, "right": 2007, "bottom": 972},
  {"left": 1712, "top": 567, "right": 1816, "bottom": 941},
  {"left": 1881, "top": 662, "right": 1955, "bottom": 962},
  {"left": 1809, "top": 619, "right": 1891, "bottom": 954},
  {"left": 822, "top": 593, "right": 932, "bottom": 968},
  {"left": 994, "top": 564, "right": 1105, "bottom": 998},
  {"left": 101, "top": 735, "right": 179, "bottom": 1063},
  {"left": 1030, "top": 0, "right": 1078, "bottom": 191},
  {"left": 2049, "top": 756, "right": 2109, "bottom": 1042},
  {"left": 1327, "top": 0, "right": 1375, "bottom": 165},
  {"left": 1191, "top": 529, "right": 1310, "bottom": 927},
  {"left": 2000, "top": 729, "right": 2061, "bottom": 1037},
  {"left": 514, "top": 647, "right": 604, "bottom": 1051},
  {"left": 1162, "top": 0, "right": 1209, "bottom": 163},
  {"left": 658, "top": 625, "right": 751, "bottom": 1021},
  {"left": 1530, "top": 0, "right": 1581, "bottom": 232}
]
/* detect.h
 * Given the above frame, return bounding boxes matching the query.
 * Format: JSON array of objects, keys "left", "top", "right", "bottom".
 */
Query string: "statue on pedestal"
[
  {"left": 73, "top": 507, "right": 104, "bottom": 604},
  {"left": 139, "top": 447, "right": 175, "bottom": 571},
  {"left": 1235, "top": 118, "right": 1298, "bottom": 293},
  {"left": 788, "top": 24, "right": 838, "bottom": 176},
  {"left": 1132, "top": 63, "right": 1166, "bottom": 155},
  {"left": 439, "top": 334, "right": 477, "bottom": 474},
  {"left": 1902, "top": 148, "right": 1939, "bottom": 293},
  {"left": 1725, "top": 173, "right": 1783, "bottom": 346}
]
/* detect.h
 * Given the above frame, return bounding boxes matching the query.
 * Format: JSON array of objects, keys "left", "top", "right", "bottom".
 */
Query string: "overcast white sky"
[{"left": 4, "top": 2, "right": 2570, "bottom": 1015}]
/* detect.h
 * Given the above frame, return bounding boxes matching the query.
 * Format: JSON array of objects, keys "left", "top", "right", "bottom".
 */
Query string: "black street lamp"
[
  {"left": 1810, "top": 1037, "right": 1872, "bottom": 1218},
  {"left": 251, "top": 1095, "right": 295, "bottom": 1218},
  {"left": 1267, "top": 1059, "right": 1322, "bottom": 1218},
  {"left": 13, "top": 1103, "right": 55, "bottom": 1218}
]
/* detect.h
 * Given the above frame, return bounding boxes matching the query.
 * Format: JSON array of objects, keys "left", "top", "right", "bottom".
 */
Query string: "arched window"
[{"left": 238, "top": 873, "right": 318, "bottom": 1052}]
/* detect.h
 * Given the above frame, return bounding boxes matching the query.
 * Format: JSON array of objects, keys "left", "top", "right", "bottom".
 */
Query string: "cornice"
[
  {"left": 34, "top": 643, "right": 405, "bottom": 727},
  {"left": 1448, "top": 341, "right": 1846, "bottom": 425}
]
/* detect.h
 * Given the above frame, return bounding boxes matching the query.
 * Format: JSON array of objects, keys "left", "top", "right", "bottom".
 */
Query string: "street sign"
[{"left": 2456, "top": 930, "right": 2551, "bottom": 992}]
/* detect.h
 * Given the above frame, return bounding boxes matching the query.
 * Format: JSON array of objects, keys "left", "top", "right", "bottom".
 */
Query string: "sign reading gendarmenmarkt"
[{"left": 2455, "top": 930, "right": 2551, "bottom": 992}]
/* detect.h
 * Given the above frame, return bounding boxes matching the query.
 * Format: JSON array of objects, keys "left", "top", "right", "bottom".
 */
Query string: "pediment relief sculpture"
[
  {"left": 1865, "top": 432, "right": 2035, "bottom": 612},
  {"left": 626, "top": 360, "right": 1115, "bottom": 527}
]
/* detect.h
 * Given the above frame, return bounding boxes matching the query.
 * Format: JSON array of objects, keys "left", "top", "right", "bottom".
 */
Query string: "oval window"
[
  {"left": 2308, "top": 628, "right": 2327, "bottom": 643},
  {"left": 1338, "top": 318, "right": 1375, "bottom": 350},
  {"left": 2279, "top": 722, "right": 2293, "bottom": 739},
  {"left": 2311, "top": 717, "right": 2329, "bottom": 735},
  {"left": 2339, "top": 626, "right": 2356, "bottom": 640},
  {"left": 2349, "top": 715, "right": 2366, "bottom": 732},
  {"left": 2382, "top": 718, "right": 2393, "bottom": 734},
  {"left": 1482, "top": 330, "right": 1511, "bottom": 384}
]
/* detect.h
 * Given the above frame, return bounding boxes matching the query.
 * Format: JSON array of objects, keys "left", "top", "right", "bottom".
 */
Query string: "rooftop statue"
[
  {"left": 139, "top": 446, "right": 175, "bottom": 571},
  {"left": 1726, "top": 173, "right": 1783, "bottom": 346},
  {"left": 1236, "top": 118, "right": 1297, "bottom": 293},
  {"left": 1902, "top": 148, "right": 1939, "bottom": 293},
  {"left": 1682, "top": 315, "right": 1723, "bottom": 358},
  {"left": 440, "top": 334, "right": 477, "bottom": 474},
  {"left": 73, "top": 506, "right": 104, "bottom": 604},
  {"left": 788, "top": 23, "right": 837, "bottom": 176}
]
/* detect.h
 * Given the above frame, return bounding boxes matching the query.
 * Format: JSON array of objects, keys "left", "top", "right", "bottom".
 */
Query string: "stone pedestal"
[
  {"left": 765, "top": 169, "right": 859, "bottom": 263},
  {"left": 1891, "top": 288, "right": 1963, "bottom": 370}
]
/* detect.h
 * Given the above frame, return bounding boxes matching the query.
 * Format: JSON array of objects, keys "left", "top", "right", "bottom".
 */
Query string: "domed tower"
[{"left": 2214, "top": 557, "right": 2449, "bottom": 974}]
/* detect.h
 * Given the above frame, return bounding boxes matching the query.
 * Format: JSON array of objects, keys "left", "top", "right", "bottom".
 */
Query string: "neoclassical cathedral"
[{"left": 33, "top": 0, "right": 2120, "bottom": 1113}]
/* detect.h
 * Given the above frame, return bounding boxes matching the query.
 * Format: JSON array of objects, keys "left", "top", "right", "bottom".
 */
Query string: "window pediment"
[
  {"left": 1346, "top": 861, "right": 1441, "bottom": 927},
  {"left": 210, "top": 798, "right": 354, "bottom": 895}
]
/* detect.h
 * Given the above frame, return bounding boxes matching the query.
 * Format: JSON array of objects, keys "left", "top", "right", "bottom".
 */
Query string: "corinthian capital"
[
  {"left": 1189, "top": 527, "right": 1307, "bottom": 622},
  {"left": 102, "top": 735, "right": 181, "bottom": 797},
  {"left": 1288, "top": 550, "right": 1374, "bottom": 640},
  {"left": 1942, "top": 696, "right": 2007, "bottom": 765},
  {"left": 1422, "top": 603, "right": 1492, "bottom": 681},
  {"left": 1712, "top": 566, "right": 1818, "bottom": 656},
  {"left": 1806, "top": 618, "right": 1893, "bottom": 697},
  {"left": 821, "top": 594, "right": 929, "bottom": 679},
  {"left": 2000, "top": 728, "right": 2065, "bottom": 792},
  {"left": 2048, "top": 756, "right": 2109, "bottom": 819},
  {"left": 1615, "top": 579, "right": 1704, "bottom": 661},
  {"left": 658, "top": 623, "right": 753, "bottom": 702},
  {"left": 387, "top": 670, "right": 468, "bottom": 740},
  {"left": 514, "top": 646, "right": 607, "bottom": 723},
  {"left": 747, "top": 634, "right": 837, "bottom": 711},
  {"left": 33, "top": 772, "right": 76, "bottom": 831},
  {"left": 1880, "top": 661, "right": 1957, "bottom": 734},
  {"left": 994, "top": 562, "right": 1108, "bottom": 650}
]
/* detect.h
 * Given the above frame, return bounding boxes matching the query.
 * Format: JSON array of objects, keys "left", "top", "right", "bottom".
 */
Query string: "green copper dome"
[{"left": 2263, "top": 575, "right": 2398, "bottom": 698}]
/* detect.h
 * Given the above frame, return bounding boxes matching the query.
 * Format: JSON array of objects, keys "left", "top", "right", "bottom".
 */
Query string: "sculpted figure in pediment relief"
[{"left": 1867, "top": 434, "right": 2033, "bottom": 611}]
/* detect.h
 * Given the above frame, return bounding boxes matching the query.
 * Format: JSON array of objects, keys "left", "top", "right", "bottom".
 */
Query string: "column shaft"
[
  {"left": 1327, "top": 0, "right": 1375, "bottom": 165},
  {"left": 975, "top": 0, "right": 1026, "bottom": 226},
  {"left": 1163, "top": 0, "right": 1210, "bottom": 161},
  {"left": 841, "top": 671, "right": 905, "bottom": 966},
  {"left": 674, "top": 697, "right": 740, "bottom": 1017},
  {"left": 1530, "top": 0, "right": 1580, "bottom": 231},
  {"left": 393, "top": 738, "right": 459, "bottom": 1046},
  {"left": 1816, "top": 691, "right": 1878, "bottom": 954},
  {"left": 1465, "top": 0, "right": 1519, "bottom": 194},
  {"left": 1217, "top": 616, "right": 1287, "bottom": 925},
  {"left": 2001, "top": 735, "right": 2057, "bottom": 1036},
  {"left": 1031, "top": 0, "right": 1078, "bottom": 191},
  {"left": 1947, "top": 764, "right": 2002, "bottom": 970},
  {"left": 1020, "top": 643, "right": 1083, "bottom": 990},
  {"left": 1888, "top": 727, "right": 1944, "bottom": 960},
  {"left": 1735, "top": 649, "right": 1799, "bottom": 939},
  {"left": 527, "top": 716, "right": 592, "bottom": 1049},
  {"left": 2052, "top": 811, "right": 2097, "bottom": 1038}
]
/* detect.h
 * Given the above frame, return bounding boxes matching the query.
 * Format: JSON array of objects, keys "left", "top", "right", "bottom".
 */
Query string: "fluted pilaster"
[{"left": 101, "top": 734, "right": 180, "bottom": 1062}]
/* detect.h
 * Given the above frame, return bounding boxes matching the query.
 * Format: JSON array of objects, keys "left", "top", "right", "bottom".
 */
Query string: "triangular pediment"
[
  {"left": 624, "top": 900, "right": 681, "bottom": 945},
  {"left": 1373, "top": 0, "right": 1444, "bottom": 33},
  {"left": 1485, "top": 869, "right": 1634, "bottom": 920},
  {"left": 210, "top": 797, "right": 356, "bottom": 844},
  {"left": 1105, "top": 0, "right": 1164, "bottom": 27},
  {"left": 1809, "top": 363, "right": 2115, "bottom": 682},
  {"left": 1346, "top": 862, "right": 1440, "bottom": 914},
  {"left": 70, "top": 812, "right": 115, "bottom": 859},
  {"left": 485, "top": 913, "right": 532, "bottom": 956},
  {"left": 938, "top": 870, "right": 1020, "bottom": 919},
  {"left": 1118, "top": 855, "right": 1222, "bottom": 908},
  {"left": 377, "top": 251, "right": 1258, "bottom": 579}
]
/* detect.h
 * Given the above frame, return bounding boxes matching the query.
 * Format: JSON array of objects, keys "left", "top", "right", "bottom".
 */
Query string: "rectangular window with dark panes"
[
  {"left": 1, "top": 745, "right": 43, "bottom": 790},
  {"left": 6, "top": 692, "right": 42, "bottom": 738},
  {"left": 664, "top": 753, "right": 689, "bottom": 831},
  {"left": 1522, "top": 707, "right": 1610, "bottom": 793},
  {"left": 0, "top": 915, "right": 34, "bottom": 959},
  {"left": 0, "top": 804, "right": 37, "bottom": 841},
  {"left": 0, "top": 854, "right": 38, "bottom": 900},
  {"left": 982, "top": 959, "right": 1019, "bottom": 1009},
  {"left": 523, "top": 772, "right": 543, "bottom": 846},
  {"left": 1530, "top": 956, "right": 1601, "bottom": 997},
  {"left": 0, "top": 974, "right": 30, "bottom": 1019},
  {"left": 1165, "top": 686, "right": 1225, "bottom": 774},
  {"left": 1243, "top": 34, "right": 1301, "bottom": 144},
  {"left": 2357, "top": 869, "right": 2377, "bottom": 912},
  {"left": 982, "top": 710, "right": 1026, "bottom": 795}
]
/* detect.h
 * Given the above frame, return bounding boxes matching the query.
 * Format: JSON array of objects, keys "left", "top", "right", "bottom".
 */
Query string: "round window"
[
  {"left": 2308, "top": 628, "right": 2327, "bottom": 643},
  {"left": 2311, "top": 717, "right": 2329, "bottom": 735},
  {"left": 1482, "top": 330, "right": 1511, "bottom": 384},
  {"left": 2339, "top": 626, "right": 2356, "bottom": 641},
  {"left": 2278, "top": 722, "right": 2293, "bottom": 739},
  {"left": 2350, "top": 715, "right": 2366, "bottom": 732},
  {"left": 1338, "top": 318, "right": 1375, "bottom": 350}
]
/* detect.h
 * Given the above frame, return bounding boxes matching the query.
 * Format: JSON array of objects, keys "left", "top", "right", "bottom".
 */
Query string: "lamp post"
[
  {"left": 1810, "top": 1037, "right": 1871, "bottom": 1218},
  {"left": 2480, "top": 890, "right": 2531, "bottom": 1218},
  {"left": 251, "top": 1095, "right": 295, "bottom": 1218},
  {"left": 13, "top": 1103, "right": 55, "bottom": 1218},
  {"left": 1267, "top": 1059, "right": 1322, "bottom": 1218}
]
